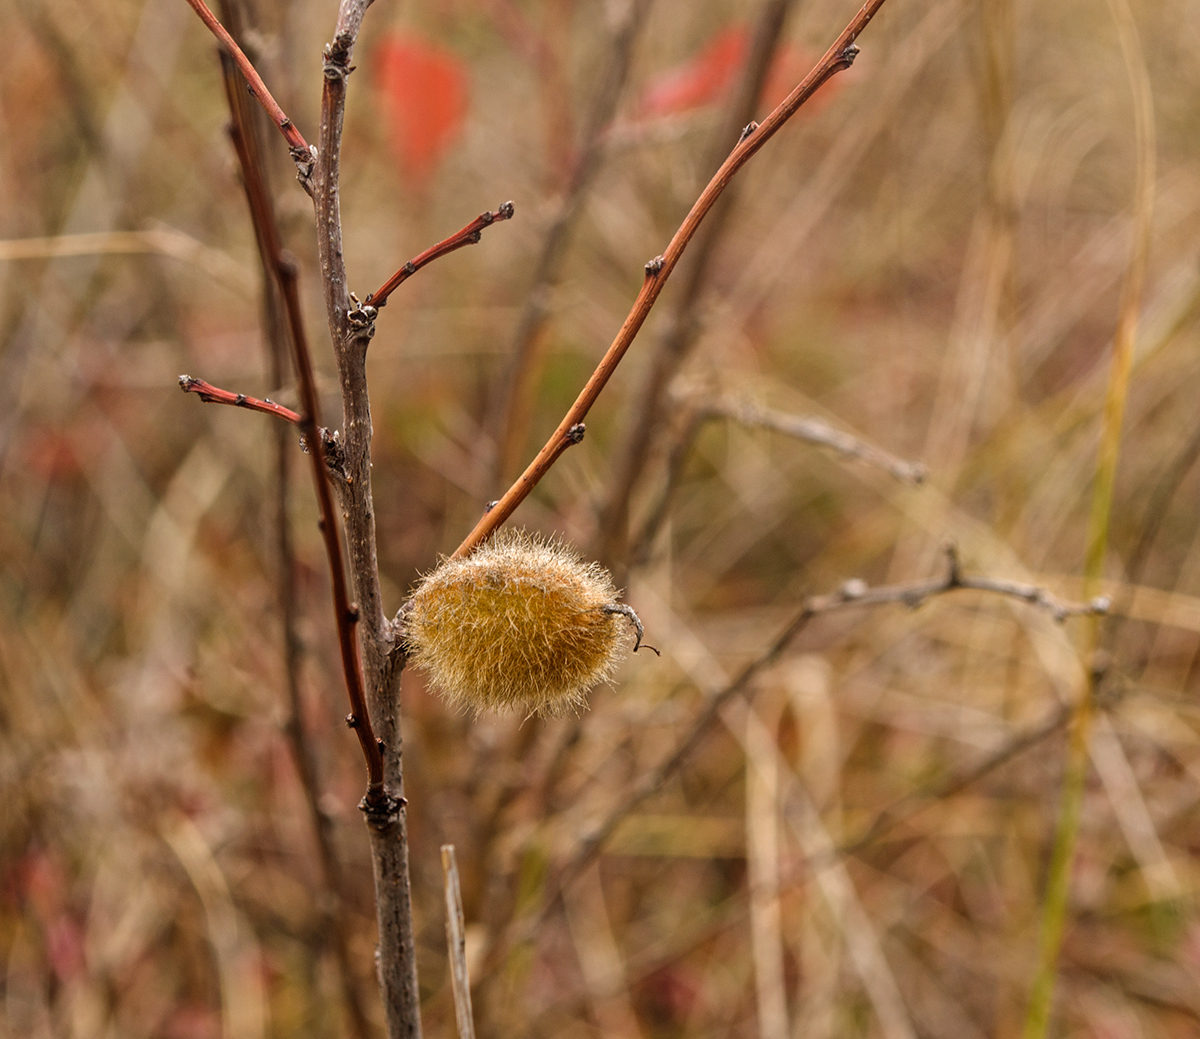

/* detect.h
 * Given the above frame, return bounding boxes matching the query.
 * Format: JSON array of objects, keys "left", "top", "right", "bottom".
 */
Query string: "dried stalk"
[
  {"left": 441, "top": 846, "right": 478, "bottom": 1039},
  {"left": 454, "top": 0, "right": 893, "bottom": 560}
]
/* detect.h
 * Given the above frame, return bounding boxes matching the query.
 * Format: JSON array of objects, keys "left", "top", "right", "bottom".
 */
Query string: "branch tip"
[{"left": 602, "top": 602, "right": 659, "bottom": 655}]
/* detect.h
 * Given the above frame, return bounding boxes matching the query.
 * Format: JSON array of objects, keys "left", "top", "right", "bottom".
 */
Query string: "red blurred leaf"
[
  {"left": 372, "top": 32, "right": 469, "bottom": 186},
  {"left": 637, "top": 25, "right": 747, "bottom": 117},
  {"left": 635, "top": 24, "right": 835, "bottom": 120}
]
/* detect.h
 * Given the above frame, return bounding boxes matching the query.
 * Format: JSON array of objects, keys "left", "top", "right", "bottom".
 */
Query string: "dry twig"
[
  {"left": 701, "top": 395, "right": 927, "bottom": 485},
  {"left": 178, "top": 374, "right": 300, "bottom": 424},
  {"left": 365, "top": 203, "right": 516, "bottom": 311}
]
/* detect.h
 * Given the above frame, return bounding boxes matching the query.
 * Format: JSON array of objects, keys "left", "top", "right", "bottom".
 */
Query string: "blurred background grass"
[{"left": 3, "top": 0, "right": 1200, "bottom": 1036}]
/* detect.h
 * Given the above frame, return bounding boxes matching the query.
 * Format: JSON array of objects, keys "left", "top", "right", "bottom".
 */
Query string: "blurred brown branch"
[
  {"left": 597, "top": 0, "right": 802, "bottom": 565},
  {"left": 453, "top": 0, "right": 890, "bottom": 560},
  {"left": 691, "top": 393, "right": 927, "bottom": 484},
  {"left": 487, "top": 0, "right": 656, "bottom": 488}
]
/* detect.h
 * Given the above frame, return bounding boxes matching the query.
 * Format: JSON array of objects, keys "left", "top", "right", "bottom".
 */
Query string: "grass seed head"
[{"left": 404, "top": 530, "right": 630, "bottom": 716}]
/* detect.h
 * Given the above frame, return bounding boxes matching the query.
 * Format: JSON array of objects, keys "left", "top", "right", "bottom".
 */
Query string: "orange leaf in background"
[{"left": 372, "top": 32, "right": 468, "bottom": 187}]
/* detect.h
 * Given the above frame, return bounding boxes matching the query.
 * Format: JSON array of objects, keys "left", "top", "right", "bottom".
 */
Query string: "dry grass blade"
[{"left": 441, "top": 846, "right": 477, "bottom": 1039}]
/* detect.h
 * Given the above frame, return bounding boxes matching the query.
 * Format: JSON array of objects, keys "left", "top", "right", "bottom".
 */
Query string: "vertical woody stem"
[{"left": 314, "top": 3, "right": 422, "bottom": 1038}]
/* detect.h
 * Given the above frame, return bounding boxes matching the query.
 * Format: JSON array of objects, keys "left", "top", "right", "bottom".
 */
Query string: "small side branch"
[
  {"left": 440, "top": 846, "right": 477, "bottom": 1039},
  {"left": 179, "top": 374, "right": 300, "bottom": 424},
  {"left": 702, "top": 395, "right": 927, "bottom": 485},
  {"left": 365, "top": 203, "right": 515, "bottom": 311},
  {"left": 181, "top": 0, "right": 315, "bottom": 185},
  {"left": 451, "top": 0, "right": 887, "bottom": 559}
]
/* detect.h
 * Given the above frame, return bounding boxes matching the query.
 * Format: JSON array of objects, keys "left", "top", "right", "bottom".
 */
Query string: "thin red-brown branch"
[
  {"left": 179, "top": 374, "right": 301, "bottom": 424},
  {"left": 451, "top": 0, "right": 888, "bottom": 559},
  {"left": 365, "top": 203, "right": 515, "bottom": 309},
  {"left": 219, "top": 78, "right": 389, "bottom": 810},
  {"left": 273, "top": 261, "right": 388, "bottom": 807},
  {"left": 181, "top": 0, "right": 314, "bottom": 174}
]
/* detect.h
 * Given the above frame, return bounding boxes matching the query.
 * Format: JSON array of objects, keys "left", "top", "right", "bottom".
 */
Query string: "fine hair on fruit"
[{"left": 404, "top": 529, "right": 632, "bottom": 716}]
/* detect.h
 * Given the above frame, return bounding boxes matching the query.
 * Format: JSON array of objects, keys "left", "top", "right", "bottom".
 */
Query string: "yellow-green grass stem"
[{"left": 1022, "top": 0, "right": 1156, "bottom": 1035}]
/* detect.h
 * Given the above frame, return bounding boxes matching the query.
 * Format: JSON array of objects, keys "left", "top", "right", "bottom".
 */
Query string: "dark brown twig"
[
  {"left": 453, "top": 0, "right": 889, "bottom": 560},
  {"left": 215, "top": 12, "right": 372, "bottom": 1033},
  {"left": 181, "top": 0, "right": 315, "bottom": 184},
  {"left": 216, "top": 78, "right": 389, "bottom": 812},
  {"left": 364, "top": 203, "right": 515, "bottom": 310},
  {"left": 178, "top": 374, "right": 301, "bottom": 424}
]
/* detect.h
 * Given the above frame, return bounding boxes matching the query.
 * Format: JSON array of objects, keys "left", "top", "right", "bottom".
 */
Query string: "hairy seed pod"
[{"left": 404, "top": 530, "right": 632, "bottom": 716}]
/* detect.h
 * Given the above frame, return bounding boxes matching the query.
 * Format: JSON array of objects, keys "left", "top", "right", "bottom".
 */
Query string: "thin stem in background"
[
  {"left": 487, "top": 0, "right": 655, "bottom": 489},
  {"left": 441, "top": 845, "right": 478, "bottom": 1039},
  {"left": 181, "top": 0, "right": 314, "bottom": 182},
  {"left": 1022, "top": 0, "right": 1156, "bottom": 1033},
  {"left": 695, "top": 395, "right": 927, "bottom": 485},
  {"left": 623, "top": 394, "right": 926, "bottom": 569},
  {"left": 596, "top": 0, "right": 801, "bottom": 568},
  {"left": 215, "top": 6, "right": 373, "bottom": 1034},
  {"left": 453, "top": 0, "right": 891, "bottom": 561}
]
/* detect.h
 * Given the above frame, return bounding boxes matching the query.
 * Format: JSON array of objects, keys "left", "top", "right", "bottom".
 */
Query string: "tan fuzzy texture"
[{"left": 404, "top": 530, "right": 628, "bottom": 716}]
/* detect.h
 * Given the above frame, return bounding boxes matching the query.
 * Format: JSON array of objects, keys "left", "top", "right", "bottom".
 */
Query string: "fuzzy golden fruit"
[{"left": 404, "top": 530, "right": 635, "bottom": 716}]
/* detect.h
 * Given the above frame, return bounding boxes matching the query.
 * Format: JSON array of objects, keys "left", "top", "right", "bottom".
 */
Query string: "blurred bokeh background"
[{"left": 3, "top": 0, "right": 1200, "bottom": 1036}]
